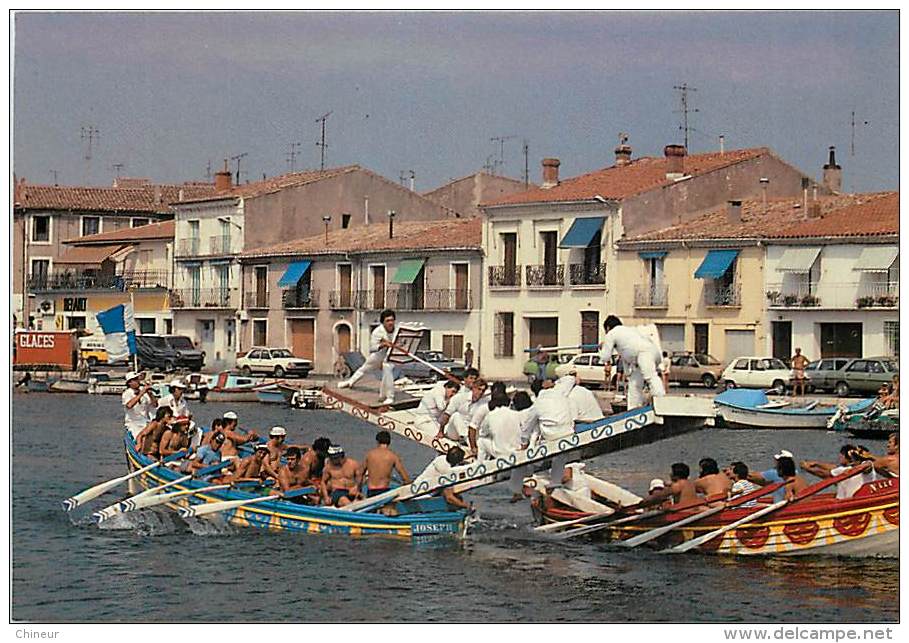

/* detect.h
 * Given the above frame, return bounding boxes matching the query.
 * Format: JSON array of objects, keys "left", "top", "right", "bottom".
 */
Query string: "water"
[{"left": 12, "top": 393, "right": 898, "bottom": 622}]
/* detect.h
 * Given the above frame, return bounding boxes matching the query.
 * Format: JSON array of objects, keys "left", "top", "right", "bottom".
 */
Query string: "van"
[
  {"left": 135, "top": 334, "right": 205, "bottom": 372},
  {"left": 79, "top": 336, "right": 109, "bottom": 367}
]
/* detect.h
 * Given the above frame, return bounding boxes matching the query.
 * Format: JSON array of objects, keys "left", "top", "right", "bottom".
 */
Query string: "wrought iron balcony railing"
[
  {"left": 569, "top": 262, "right": 606, "bottom": 286},
  {"left": 526, "top": 264, "right": 564, "bottom": 287},
  {"left": 705, "top": 282, "right": 742, "bottom": 307},
  {"left": 210, "top": 235, "right": 233, "bottom": 255},
  {"left": 634, "top": 283, "right": 669, "bottom": 308},
  {"left": 329, "top": 290, "right": 360, "bottom": 309},
  {"left": 244, "top": 291, "right": 270, "bottom": 308},
  {"left": 857, "top": 282, "right": 899, "bottom": 308},
  {"left": 170, "top": 288, "right": 238, "bottom": 309},
  {"left": 176, "top": 238, "right": 202, "bottom": 256},
  {"left": 28, "top": 270, "right": 170, "bottom": 291},
  {"left": 282, "top": 289, "right": 320, "bottom": 309},
  {"left": 488, "top": 265, "right": 521, "bottom": 288}
]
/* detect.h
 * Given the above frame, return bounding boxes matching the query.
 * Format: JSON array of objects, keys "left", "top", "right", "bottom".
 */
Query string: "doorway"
[
  {"left": 820, "top": 323, "right": 862, "bottom": 358},
  {"left": 772, "top": 321, "right": 792, "bottom": 364},
  {"left": 694, "top": 324, "right": 709, "bottom": 356},
  {"left": 529, "top": 317, "right": 558, "bottom": 350},
  {"left": 336, "top": 323, "right": 351, "bottom": 355},
  {"left": 290, "top": 319, "right": 315, "bottom": 360},
  {"left": 454, "top": 263, "right": 469, "bottom": 309}
]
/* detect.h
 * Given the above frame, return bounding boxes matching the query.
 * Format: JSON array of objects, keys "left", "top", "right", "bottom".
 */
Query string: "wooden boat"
[
  {"left": 27, "top": 377, "right": 57, "bottom": 393},
  {"left": 49, "top": 378, "right": 90, "bottom": 393},
  {"left": 290, "top": 387, "right": 325, "bottom": 409},
  {"left": 255, "top": 387, "right": 287, "bottom": 404},
  {"left": 830, "top": 406, "right": 899, "bottom": 439},
  {"left": 532, "top": 476, "right": 898, "bottom": 557},
  {"left": 206, "top": 372, "right": 276, "bottom": 403},
  {"left": 119, "top": 431, "right": 469, "bottom": 539},
  {"left": 714, "top": 389, "right": 874, "bottom": 429},
  {"left": 88, "top": 373, "right": 127, "bottom": 395}
]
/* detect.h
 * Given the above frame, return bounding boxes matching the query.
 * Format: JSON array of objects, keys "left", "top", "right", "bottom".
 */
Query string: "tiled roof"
[
  {"left": 14, "top": 182, "right": 216, "bottom": 214},
  {"left": 242, "top": 218, "right": 482, "bottom": 258},
  {"left": 771, "top": 192, "right": 898, "bottom": 239},
  {"left": 55, "top": 244, "right": 128, "bottom": 264},
  {"left": 180, "top": 166, "right": 360, "bottom": 203},
  {"left": 484, "top": 148, "right": 770, "bottom": 207},
  {"left": 65, "top": 220, "right": 175, "bottom": 245},
  {"left": 622, "top": 192, "right": 896, "bottom": 244}
]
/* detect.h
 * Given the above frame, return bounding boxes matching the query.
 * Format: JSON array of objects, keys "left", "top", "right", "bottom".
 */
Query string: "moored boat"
[
  {"left": 255, "top": 387, "right": 287, "bottom": 404},
  {"left": 88, "top": 373, "right": 127, "bottom": 395},
  {"left": 830, "top": 406, "right": 899, "bottom": 439},
  {"left": 49, "top": 378, "right": 90, "bottom": 393},
  {"left": 714, "top": 389, "right": 874, "bottom": 429},
  {"left": 207, "top": 371, "right": 276, "bottom": 403}
]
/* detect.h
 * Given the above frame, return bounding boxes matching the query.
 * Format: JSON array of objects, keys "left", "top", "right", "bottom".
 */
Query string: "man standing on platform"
[
  {"left": 599, "top": 315, "right": 664, "bottom": 409},
  {"left": 464, "top": 342, "right": 475, "bottom": 369},
  {"left": 122, "top": 371, "right": 157, "bottom": 438},
  {"left": 338, "top": 309, "right": 398, "bottom": 405},
  {"left": 791, "top": 348, "right": 810, "bottom": 397}
]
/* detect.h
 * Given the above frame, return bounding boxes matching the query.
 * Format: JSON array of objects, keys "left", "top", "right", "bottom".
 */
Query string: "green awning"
[{"left": 391, "top": 258, "right": 426, "bottom": 284}]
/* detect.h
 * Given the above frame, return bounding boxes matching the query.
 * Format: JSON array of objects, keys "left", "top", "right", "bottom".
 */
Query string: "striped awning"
[
  {"left": 853, "top": 246, "right": 899, "bottom": 272},
  {"left": 777, "top": 247, "right": 821, "bottom": 273}
]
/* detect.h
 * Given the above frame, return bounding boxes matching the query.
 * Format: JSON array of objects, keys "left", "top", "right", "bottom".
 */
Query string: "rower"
[
  {"left": 159, "top": 418, "right": 194, "bottom": 458},
  {"left": 122, "top": 371, "right": 158, "bottom": 438},
  {"left": 800, "top": 445, "right": 877, "bottom": 499},
  {"left": 599, "top": 315, "right": 665, "bottom": 409},
  {"left": 361, "top": 431, "right": 412, "bottom": 498},
  {"left": 747, "top": 449, "right": 802, "bottom": 503},
  {"left": 638, "top": 463, "right": 699, "bottom": 509},
  {"left": 321, "top": 445, "right": 361, "bottom": 507},
  {"left": 277, "top": 446, "right": 313, "bottom": 500},
  {"left": 777, "top": 457, "right": 809, "bottom": 500},
  {"left": 438, "top": 368, "right": 481, "bottom": 437},
  {"left": 265, "top": 426, "right": 288, "bottom": 469},
  {"left": 413, "top": 446, "right": 470, "bottom": 510},
  {"left": 304, "top": 437, "right": 331, "bottom": 481},
  {"left": 338, "top": 309, "right": 398, "bottom": 405},
  {"left": 872, "top": 433, "right": 899, "bottom": 477},
  {"left": 187, "top": 431, "right": 227, "bottom": 480},
  {"left": 233, "top": 444, "right": 280, "bottom": 483},
  {"left": 726, "top": 462, "right": 761, "bottom": 507},
  {"left": 410, "top": 380, "right": 457, "bottom": 439},
  {"left": 135, "top": 406, "right": 173, "bottom": 457},
  {"left": 219, "top": 411, "right": 260, "bottom": 459},
  {"left": 695, "top": 457, "right": 732, "bottom": 504},
  {"left": 158, "top": 379, "right": 190, "bottom": 420},
  {"left": 521, "top": 378, "right": 575, "bottom": 488}
]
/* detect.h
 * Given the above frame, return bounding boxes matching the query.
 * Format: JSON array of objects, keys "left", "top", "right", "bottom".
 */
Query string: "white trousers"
[
  {"left": 477, "top": 441, "right": 526, "bottom": 495},
  {"left": 626, "top": 347, "right": 665, "bottom": 409},
  {"left": 446, "top": 413, "right": 470, "bottom": 440},
  {"left": 549, "top": 453, "right": 570, "bottom": 488},
  {"left": 347, "top": 352, "right": 395, "bottom": 400},
  {"left": 413, "top": 415, "right": 441, "bottom": 436}
]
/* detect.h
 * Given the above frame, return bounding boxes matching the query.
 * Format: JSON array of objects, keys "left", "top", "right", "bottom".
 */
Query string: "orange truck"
[{"left": 13, "top": 330, "right": 80, "bottom": 370}]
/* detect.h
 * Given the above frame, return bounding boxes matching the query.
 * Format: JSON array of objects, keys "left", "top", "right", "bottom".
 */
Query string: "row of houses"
[{"left": 13, "top": 143, "right": 898, "bottom": 377}]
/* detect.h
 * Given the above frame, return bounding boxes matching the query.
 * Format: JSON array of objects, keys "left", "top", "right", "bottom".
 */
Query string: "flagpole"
[{"left": 130, "top": 289, "right": 138, "bottom": 372}]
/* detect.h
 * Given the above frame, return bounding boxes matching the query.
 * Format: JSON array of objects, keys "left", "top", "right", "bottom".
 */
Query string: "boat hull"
[
  {"left": 206, "top": 390, "right": 261, "bottom": 403},
  {"left": 255, "top": 390, "right": 287, "bottom": 404},
  {"left": 715, "top": 403, "right": 835, "bottom": 429},
  {"left": 123, "top": 435, "right": 467, "bottom": 539},
  {"left": 50, "top": 380, "right": 89, "bottom": 393}
]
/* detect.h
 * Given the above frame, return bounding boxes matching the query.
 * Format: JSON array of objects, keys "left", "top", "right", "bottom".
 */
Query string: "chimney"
[
  {"left": 759, "top": 177, "right": 769, "bottom": 209},
  {"left": 822, "top": 146, "right": 842, "bottom": 193},
  {"left": 214, "top": 159, "right": 232, "bottom": 192},
  {"left": 614, "top": 144, "right": 632, "bottom": 166},
  {"left": 664, "top": 145, "right": 687, "bottom": 179},
  {"left": 726, "top": 199, "right": 742, "bottom": 224},
  {"left": 153, "top": 185, "right": 162, "bottom": 205},
  {"left": 719, "top": 135, "right": 725, "bottom": 155},
  {"left": 809, "top": 202, "right": 822, "bottom": 218},
  {"left": 388, "top": 210, "right": 396, "bottom": 239},
  {"left": 541, "top": 158, "right": 560, "bottom": 188}
]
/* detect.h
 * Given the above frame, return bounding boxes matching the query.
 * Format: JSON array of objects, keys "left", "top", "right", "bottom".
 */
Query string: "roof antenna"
[{"left": 316, "top": 111, "right": 332, "bottom": 170}]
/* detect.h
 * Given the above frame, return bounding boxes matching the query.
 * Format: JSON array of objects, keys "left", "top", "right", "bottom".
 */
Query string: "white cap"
[
  {"left": 126, "top": 371, "right": 142, "bottom": 382},
  {"left": 649, "top": 478, "right": 666, "bottom": 492},
  {"left": 169, "top": 379, "right": 187, "bottom": 388},
  {"left": 269, "top": 426, "right": 287, "bottom": 437},
  {"left": 774, "top": 449, "right": 794, "bottom": 460},
  {"left": 223, "top": 411, "right": 238, "bottom": 420}
]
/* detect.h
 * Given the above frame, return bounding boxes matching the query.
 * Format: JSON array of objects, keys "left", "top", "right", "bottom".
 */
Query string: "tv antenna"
[
  {"left": 112, "top": 163, "right": 125, "bottom": 179},
  {"left": 205, "top": 159, "right": 212, "bottom": 181},
  {"left": 230, "top": 152, "right": 248, "bottom": 184},
  {"left": 315, "top": 111, "right": 332, "bottom": 170},
  {"left": 850, "top": 111, "right": 870, "bottom": 156},
  {"left": 286, "top": 142, "right": 302, "bottom": 172},
  {"left": 490, "top": 135, "right": 517, "bottom": 175},
  {"left": 80, "top": 125, "right": 99, "bottom": 182},
  {"left": 49, "top": 170, "right": 59, "bottom": 185},
  {"left": 522, "top": 139, "right": 529, "bottom": 186},
  {"left": 673, "top": 84, "right": 698, "bottom": 150}
]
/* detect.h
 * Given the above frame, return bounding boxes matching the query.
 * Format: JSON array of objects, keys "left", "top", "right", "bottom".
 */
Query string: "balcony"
[
  {"left": 28, "top": 270, "right": 170, "bottom": 292},
  {"left": 634, "top": 283, "right": 669, "bottom": 308},
  {"left": 210, "top": 235, "right": 233, "bottom": 255},
  {"left": 569, "top": 263, "right": 606, "bottom": 286},
  {"left": 488, "top": 265, "right": 521, "bottom": 288},
  {"left": 329, "top": 290, "right": 360, "bottom": 310},
  {"left": 170, "top": 288, "right": 238, "bottom": 309},
  {"left": 766, "top": 283, "right": 821, "bottom": 308},
  {"left": 176, "top": 238, "right": 202, "bottom": 257},
  {"left": 857, "top": 282, "right": 899, "bottom": 308},
  {"left": 282, "top": 289, "right": 320, "bottom": 309},
  {"left": 705, "top": 283, "right": 741, "bottom": 307},
  {"left": 526, "top": 264, "right": 564, "bottom": 287},
  {"left": 244, "top": 291, "right": 269, "bottom": 309},
  {"left": 356, "top": 289, "right": 387, "bottom": 311}
]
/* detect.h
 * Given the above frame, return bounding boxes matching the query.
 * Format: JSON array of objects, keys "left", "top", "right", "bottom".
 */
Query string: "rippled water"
[{"left": 12, "top": 393, "right": 898, "bottom": 622}]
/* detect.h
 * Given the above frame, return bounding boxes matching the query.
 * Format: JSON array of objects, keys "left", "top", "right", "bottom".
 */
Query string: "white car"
[
  {"left": 554, "top": 353, "right": 608, "bottom": 387},
  {"left": 721, "top": 357, "right": 791, "bottom": 394},
  {"left": 236, "top": 347, "right": 313, "bottom": 378}
]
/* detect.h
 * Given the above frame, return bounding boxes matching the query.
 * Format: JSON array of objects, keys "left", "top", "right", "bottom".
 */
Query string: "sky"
[{"left": 12, "top": 11, "right": 899, "bottom": 194}]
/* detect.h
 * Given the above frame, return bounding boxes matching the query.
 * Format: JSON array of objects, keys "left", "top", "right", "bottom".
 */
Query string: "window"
[
  {"left": 494, "top": 312, "right": 514, "bottom": 357},
  {"left": 442, "top": 334, "right": 464, "bottom": 359},
  {"left": 371, "top": 265, "right": 386, "bottom": 309},
  {"left": 31, "top": 259, "right": 50, "bottom": 281},
  {"left": 581, "top": 311, "right": 599, "bottom": 348},
  {"left": 884, "top": 321, "right": 899, "bottom": 356},
  {"left": 82, "top": 216, "right": 100, "bottom": 236},
  {"left": 67, "top": 316, "right": 86, "bottom": 330},
  {"left": 163, "top": 319, "right": 173, "bottom": 334},
  {"left": 575, "top": 355, "right": 590, "bottom": 366},
  {"left": 846, "top": 361, "right": 869, "bottom": 373},
  {"left": 132, "top": 218, "right": 150, "bottom": 228},
  {"left": 341, "top": 213, "right": 351, "bottom": 229},
  {"left": 253, "top": 320, "right": 267, "bottom": 346},
  {"left": 32, "top": 216, "right": 50, "bottom": 242},
  {"left": 137, "top": 318, "right": 157, "bottom": 334},
  {"left": 248, "top": 349, "right": 261, "bottom": 359},
  {"left": 734, "top": 359, "right": 748, "bottom": 370}
]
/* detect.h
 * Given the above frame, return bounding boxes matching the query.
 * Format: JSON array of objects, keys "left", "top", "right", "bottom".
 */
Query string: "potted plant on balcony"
[
  {"left": 856, "top": 296, "right": 875, "bottom": 308},
  {"left": 800, "top": 294, "right": 819, "bottom": 307},
  {"left": 783, "top": 294, "right": 799, "bottom": 306},
  {"left": 876, "top": 294, "right": 897, "bottom": 307},
  {"left": 765, "top": 290, "right": 781, "bottom": 305}
]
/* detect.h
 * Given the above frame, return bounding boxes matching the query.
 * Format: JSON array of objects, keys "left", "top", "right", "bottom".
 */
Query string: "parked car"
[
  {"left": 555, "top": 353, "right": 607, "bottom": 387},
  {"left": 803, "top": 358, "right": 851, "bottom": 393},
  {"left": 721, "top": 357, "right": 791, "bottom": 394},
  {"left": 669, "top": 351, "right": 723, "bottom": 388},
  {"left": 830, "top": 357, "right": 899, "bottom": 397},
  {"left": 135, "top": 334, "right": 205, "bottom": 372},
  {"left": 396, "top": 350, "right": 466, "bottom": 381},
  {"left": 236, "top": 347, "right": 313, "bottom": 378},
  {"left": 79, "top": 336, "right": 109, "bottom": 367}
]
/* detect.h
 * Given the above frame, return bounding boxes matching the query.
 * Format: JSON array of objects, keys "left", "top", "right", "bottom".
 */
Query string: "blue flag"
[{"left": 95, "top": 303, "right": 137, "bottom": 363}]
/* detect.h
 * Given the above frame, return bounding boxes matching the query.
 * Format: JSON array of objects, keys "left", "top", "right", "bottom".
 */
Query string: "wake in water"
[{"left": 96, "top": 509, "right": 187, "bottom": 536}]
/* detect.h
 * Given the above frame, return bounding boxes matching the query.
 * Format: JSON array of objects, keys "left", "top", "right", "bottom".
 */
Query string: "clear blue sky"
[{"left": 13, "top": 11, "right": 898, "bottom": 193}]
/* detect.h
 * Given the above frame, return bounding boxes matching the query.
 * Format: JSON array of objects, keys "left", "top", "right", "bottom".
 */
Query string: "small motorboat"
[
  {"left": 50, "top": 378, "right": 90, "bottom": 393},
  {"left": 829, "top": 404, "right": 899, "bottom": 439},
  {"left": 88, "top": 372, "right": 127, "bottom": 395},
  {"left": 206, "top": 371, "right": 275, "bottom": 403},
  {"left": 255, "top": 387, "right": 287, "bottom": 405},
  {"left": 714, "top": 389, "right": 874, "bottom": 429}
]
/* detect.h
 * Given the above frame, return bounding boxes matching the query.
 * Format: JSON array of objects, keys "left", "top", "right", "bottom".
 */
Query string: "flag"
[{"left": 96, "top": 303, "right": 137, "bottom": 363}]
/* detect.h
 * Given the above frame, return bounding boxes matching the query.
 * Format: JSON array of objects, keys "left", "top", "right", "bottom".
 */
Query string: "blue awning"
[
  {"left": 277, "top": 260, "right": 312, "bottom": 287},
  {"left": 639, "top": 251, "right": 668, "bottom": 260},
  {"left": 559, "top": 217, "right": 605, "bottom": 248},
  {"left": 694, "top": 249, "right": 739, "bottom": 279}
]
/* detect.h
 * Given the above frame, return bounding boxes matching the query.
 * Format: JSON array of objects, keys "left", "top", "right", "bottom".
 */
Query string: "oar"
[
  {"left": 178, "top": 494, "right": 275, "bottom": 519},
  {"left": 93, "top": 475, "right": 192, "bottom": 522},
  {"left": 94, "top": 482, "right": 230, "bottom": 523},
  {"left": 665, "top": 463, "right": 873, "bottom": 554},
  {"left": 281, "top": 486, "right": 318, "bottom": 500},
  {"left": 619, "top": 482, "right": 786, "bottom": 548},
  {"left": 62, "top": 461, "right": 161, "bottom": 512},
  {"left": 550, "top": 509, "right": 668, "bottom": 540},
  {"left": 535, "top": 509, "right": 618, "bottom": 533},
  {"left": 387, "top": 342, "right": 461, "bottom": 384}
]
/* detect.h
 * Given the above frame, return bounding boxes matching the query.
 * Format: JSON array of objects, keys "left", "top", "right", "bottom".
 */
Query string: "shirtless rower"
[
  {"left": 361, "top": 431, "right": 411, "bottom": 498},
  {"left": 637, "top": 462, "right": 700, "bottom": 509},
  {"left": 277, "top": 446, "right": 314, "bottom": 500},
  {"left": 695, "top": 457, "right": 732, "bottom": 505},
  {"left": 265, "top": 426, "right": 288, "bottom": 469},
  {"left": 303, "top": 437, "right": 331, "bottom": 481},
  {"left": 872, "top": 433, "right": 899, "bottom": 477},
  {"left": 321, "top": 445, "right": 361, "bottom": 507},
  {"left": 159, "top": 418, "right": 194, "bottom": 458},
  {"left": 135, "top": 406, "right": 173, "bottom": 457},
  {"left": 233, "top": 444, "right": 280, "bottom": 483},
  {"left": 218, "top": 411, "right": 260, "bottom": 459}
]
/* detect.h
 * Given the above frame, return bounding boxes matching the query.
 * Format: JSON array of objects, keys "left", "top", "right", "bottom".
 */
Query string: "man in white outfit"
[
  {"left": 158, "top": 379, "right": 190, "bottom": 419},
  {"left": 122, "top": 371, "right": 157, "bottom": 438},
  {"left": 442, "top": 374, "right": 487, "bottom": 441},
  {"left": 475, "top": 394, "right": 527, "bottom": 499},
  {"left": 555, "top": 372, "right": 605, "bottom": 423},
  {"left": 338, "top": 309, "right": 398, "bottom": 405},
  {"left": 521, "top": 378, "right": 577, "bottom": 489},
  {"left": 414, "top": 380, "right": 460, "bottom": 436},
  {"left": 599, "top": 315, "right": 665, "bottom": 409}
]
